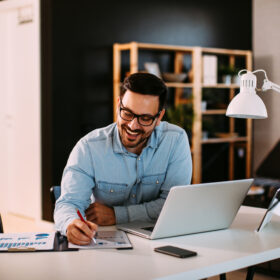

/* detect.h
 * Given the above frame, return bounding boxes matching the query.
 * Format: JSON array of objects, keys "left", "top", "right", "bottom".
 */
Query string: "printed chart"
[
  {"left": 69, "top": 230, "right": 132, "bottom": 249},
  {"left": 0, "top": 232, "right": 55, "bottom": 251}
]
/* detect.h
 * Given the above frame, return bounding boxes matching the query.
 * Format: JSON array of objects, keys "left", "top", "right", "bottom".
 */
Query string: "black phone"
[{"left": 154, "top": 245, "right": 197, "bottom": 258}]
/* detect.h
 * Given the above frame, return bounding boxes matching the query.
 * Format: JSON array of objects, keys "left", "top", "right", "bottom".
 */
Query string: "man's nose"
[{"left": 127, "top": 117, "right": 141, "bottom": 130}]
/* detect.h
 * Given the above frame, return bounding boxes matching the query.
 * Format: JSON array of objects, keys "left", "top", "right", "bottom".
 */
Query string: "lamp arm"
[
  {"left": 252, "top": 69, "right": 268, "bottom": 79},
  {"left": 262, "top": 79, "right": 280, "bottom": 93}
]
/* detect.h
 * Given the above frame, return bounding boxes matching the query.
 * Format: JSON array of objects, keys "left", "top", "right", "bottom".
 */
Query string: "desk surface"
[{"left": 1, "top": 206, "right": 280, "bottom": 280}]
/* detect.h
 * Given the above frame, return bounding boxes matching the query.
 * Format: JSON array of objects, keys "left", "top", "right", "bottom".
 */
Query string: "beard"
[{"left": 118, "top": 123, "right": 154, "bottom": 151}]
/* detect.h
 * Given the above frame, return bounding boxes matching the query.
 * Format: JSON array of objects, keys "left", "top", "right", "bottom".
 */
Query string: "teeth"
[{"left": 126, "top": 128, "right": 139, "bottom": 135}]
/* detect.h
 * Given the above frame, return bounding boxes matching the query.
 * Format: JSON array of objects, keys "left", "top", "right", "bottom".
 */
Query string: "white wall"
[
  {"left": 0, "top": 0, "right": 41, "bottom": 219},
  {"left": 253, "top": 0, "right": 280, "bottom": 172}
]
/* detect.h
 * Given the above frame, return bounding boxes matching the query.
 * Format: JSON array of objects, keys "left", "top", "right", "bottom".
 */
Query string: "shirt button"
[
  {"left": 137, "top": 179, "right": 141, "bottom": 183},
  {"left": 156, "top": 180, "right": 159, "bottom": 184},
  {"left": 110, "top": 189, "right": 114, "bottom": 193},
  {"left": 138, "top": 157, "right": 141, "bottom": 161},
  {"left": 132, "top": 194, "right": 136, "bottom": 198}
]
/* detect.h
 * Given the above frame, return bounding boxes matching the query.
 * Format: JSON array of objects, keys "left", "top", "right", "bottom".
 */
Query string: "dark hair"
[{"left": 121, "top": 73, "right": 167, "bottom": 111}]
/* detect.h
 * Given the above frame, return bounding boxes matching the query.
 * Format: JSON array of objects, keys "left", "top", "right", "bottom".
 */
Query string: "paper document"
[
  {"left": 0, "top": 232, "right": 55, "bottom": 251},
  {"left": 69, "top": 230, "right": 132, "bottom": 249}
]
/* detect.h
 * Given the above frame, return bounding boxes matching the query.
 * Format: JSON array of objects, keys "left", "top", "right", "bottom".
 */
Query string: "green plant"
[
  {"left": 218, "top": 65, "right": 239, "bottom": 76},
  {"left": 166, "top": 104, "right": 194, "bottom": 132}
]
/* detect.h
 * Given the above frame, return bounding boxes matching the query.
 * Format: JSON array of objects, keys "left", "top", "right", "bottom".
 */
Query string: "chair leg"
[
  {"left": 246, "top": 266, "right": 256, "bottom": 280},
  {"left": 219, "top": 273, "right": 226, "bottom": 280}
]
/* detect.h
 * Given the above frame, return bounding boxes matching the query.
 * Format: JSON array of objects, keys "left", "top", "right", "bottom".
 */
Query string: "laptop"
[{"left": 117, "top": 179, "right": 253, "bottom": 239}]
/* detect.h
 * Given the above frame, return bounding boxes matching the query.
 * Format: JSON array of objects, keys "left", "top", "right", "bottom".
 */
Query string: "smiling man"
[{"left": 54, "top": 73, "right": 192, "bottom": 245}]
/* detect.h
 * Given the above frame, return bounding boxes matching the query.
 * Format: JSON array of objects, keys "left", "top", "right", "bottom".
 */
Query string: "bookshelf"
[{"left": 113, "top": 42, "right": 252, "bottom": 183}]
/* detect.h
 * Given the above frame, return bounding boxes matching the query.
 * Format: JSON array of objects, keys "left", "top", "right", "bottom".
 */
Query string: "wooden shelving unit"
[{"left": 113, "top": 42, "right": 252, "bottom": 183}]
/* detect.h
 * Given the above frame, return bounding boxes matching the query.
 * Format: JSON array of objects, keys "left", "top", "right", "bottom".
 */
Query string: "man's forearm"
[
  {"left": 114, "top": 197, "right": 166, "bottom": 224},
  {"left": 54, "top": 203, "right": 78, "bottom": 235}
]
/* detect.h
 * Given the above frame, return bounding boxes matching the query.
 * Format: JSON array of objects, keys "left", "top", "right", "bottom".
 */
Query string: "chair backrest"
[
  {"left": 50, "top": 186, "right": 61, "bottom": 204},
  {"left": 0, "top": 214, "right": 4, "bottom": 233}
]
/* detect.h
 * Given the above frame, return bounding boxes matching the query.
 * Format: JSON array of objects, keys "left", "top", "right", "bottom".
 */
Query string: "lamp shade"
[
  {"left": 226, "top": 70, "right": 268, "bottom": 119},
  {"left": 226, "top": 90, "right": 268, "bottom": 119}
]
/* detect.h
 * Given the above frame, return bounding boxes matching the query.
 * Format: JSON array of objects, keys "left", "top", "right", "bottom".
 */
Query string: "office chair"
[
  {"left": 0, "top": 214, "right": 4, "bottom": 233},
  {"left": 50, "top": 185, "right": 61, "bottom": 204}
]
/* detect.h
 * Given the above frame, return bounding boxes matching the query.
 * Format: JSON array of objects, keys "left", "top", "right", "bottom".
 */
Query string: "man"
[{"left": 54, "top": 73, "right": 192, "bottom": 245}]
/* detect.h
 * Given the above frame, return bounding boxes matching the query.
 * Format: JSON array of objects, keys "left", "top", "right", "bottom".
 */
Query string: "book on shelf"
[{"left": 203, "top": 55, "right": 217, "bottom": 85}]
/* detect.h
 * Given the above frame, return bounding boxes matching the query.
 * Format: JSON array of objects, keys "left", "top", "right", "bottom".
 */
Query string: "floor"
[
  {"left": 208, "top": 269, "right": 279, "bottom": 280},
  {"left": 1, "top": 212, "right": 55, "bottom": 233}
]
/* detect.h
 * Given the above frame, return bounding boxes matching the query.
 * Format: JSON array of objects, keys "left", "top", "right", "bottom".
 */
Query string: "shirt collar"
[
  {"left": 112, "top": 122, "right": 162, "bottom": 154},
  {"left": 113, "top": 124, "right": 126, "bottom": 154}
]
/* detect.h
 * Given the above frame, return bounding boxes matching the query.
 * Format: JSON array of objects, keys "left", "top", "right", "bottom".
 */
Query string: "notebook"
[{"left": 117, "top": 179, "right": 253, "bottom": 239}]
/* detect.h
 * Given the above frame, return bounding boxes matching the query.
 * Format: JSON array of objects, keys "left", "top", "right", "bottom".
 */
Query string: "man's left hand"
[{"left": 85, "top": 202, "right": 116, "bottom": 225}]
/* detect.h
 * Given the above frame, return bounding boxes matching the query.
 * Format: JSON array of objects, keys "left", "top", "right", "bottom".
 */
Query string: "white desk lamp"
[{"left": 226, "top": 69, "right": 280, "bottom": 119}]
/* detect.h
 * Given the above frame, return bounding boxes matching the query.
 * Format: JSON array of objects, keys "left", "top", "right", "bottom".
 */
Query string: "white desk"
[{"left": 1, "top": 206, "right": 280, "bottom": 280}]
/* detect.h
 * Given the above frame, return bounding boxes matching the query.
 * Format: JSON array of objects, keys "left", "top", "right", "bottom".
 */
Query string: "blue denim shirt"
[{"left": 54, "top": 121, "right": 192, "bottom": 235}]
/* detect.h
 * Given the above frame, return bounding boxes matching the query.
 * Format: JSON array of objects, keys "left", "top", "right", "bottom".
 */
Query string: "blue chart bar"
[
  {"left": 1, "top": 233, "right": 53, "bottom": 250},
  {"left": 0, "top": 242, "right": 37, "bottom": 248}
]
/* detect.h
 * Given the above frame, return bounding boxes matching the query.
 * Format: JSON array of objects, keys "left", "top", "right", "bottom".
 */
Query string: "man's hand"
[
  {"left": 67, "top": 219, "right": 98, "bottom": 245},
  {"left": 85, "top": 202, "right": 116, "bottom": 225}
]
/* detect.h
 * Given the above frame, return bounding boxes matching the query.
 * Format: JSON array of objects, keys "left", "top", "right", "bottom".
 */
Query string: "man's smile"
[{"left": 123, "top": 126, "right": 143, "bottom": 140}]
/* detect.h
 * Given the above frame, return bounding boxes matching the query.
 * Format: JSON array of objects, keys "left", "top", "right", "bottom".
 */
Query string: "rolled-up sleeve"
[{"left": 54, "top": 139, "right": 95, "bottom": 235}]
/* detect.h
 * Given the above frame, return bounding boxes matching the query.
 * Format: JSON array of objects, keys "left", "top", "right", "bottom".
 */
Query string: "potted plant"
[
  {"left": 231, "top": 67, "right": 242, "bottom": 85},
  {"left": 218, "top": 65, "right": 239, "bottom": 85}
]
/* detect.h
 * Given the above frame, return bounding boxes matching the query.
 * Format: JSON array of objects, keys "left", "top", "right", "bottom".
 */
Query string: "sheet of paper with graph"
[
  {"left": 0, "top": 232, "right": 56, "bottom": 251},
  {"left": 68, "top": 230, "right": 132, "bottom": 249}
]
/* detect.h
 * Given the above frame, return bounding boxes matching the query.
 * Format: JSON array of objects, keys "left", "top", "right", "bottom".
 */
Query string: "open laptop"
[{"left": 117, "top": 179, "right": 253, "bottom": 239}]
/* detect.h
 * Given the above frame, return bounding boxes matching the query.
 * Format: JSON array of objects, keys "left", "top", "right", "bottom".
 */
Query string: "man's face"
[{"left": 116, "top": 90, "right": 165, "bottom": 154}]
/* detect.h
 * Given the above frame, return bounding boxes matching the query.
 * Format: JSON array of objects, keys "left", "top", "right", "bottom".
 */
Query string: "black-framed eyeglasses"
[{"left": 119, "top": 100, "right": 161, "bottom": 126}]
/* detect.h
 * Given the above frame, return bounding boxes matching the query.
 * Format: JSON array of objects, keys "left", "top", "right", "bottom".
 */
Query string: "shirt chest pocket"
[
  {"left": 140, "top": 173, "right": 165, "bottom": 202},
  {"left": 94, "top": 181, "right": 128, "bottom": 206}
]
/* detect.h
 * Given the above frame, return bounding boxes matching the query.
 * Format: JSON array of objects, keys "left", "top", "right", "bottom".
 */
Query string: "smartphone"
[{"left": 154, "top": 245, "right": 197, "bottom": 258}]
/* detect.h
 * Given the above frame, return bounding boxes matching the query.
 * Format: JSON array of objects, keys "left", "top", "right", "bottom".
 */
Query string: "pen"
[{"left": 76, "top": 208, "right": 97, "bottom": 244}]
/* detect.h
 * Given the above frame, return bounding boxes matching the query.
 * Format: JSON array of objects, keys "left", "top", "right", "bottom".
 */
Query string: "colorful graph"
[{"left": 0, "top": 232, "right": 55, "bottom": 251}]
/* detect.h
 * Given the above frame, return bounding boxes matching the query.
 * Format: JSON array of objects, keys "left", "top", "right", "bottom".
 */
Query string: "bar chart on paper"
[
  {"left": 0, "top": 232, "right": 55, "bottom": 251},
  {"left": 69, "top": 230, "right": 132, "bottom": 249}
]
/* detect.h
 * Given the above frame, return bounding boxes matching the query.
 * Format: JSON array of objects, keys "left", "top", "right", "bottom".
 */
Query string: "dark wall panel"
[{"left": 43, "top": 0, "right": 252, "bottom": 220}]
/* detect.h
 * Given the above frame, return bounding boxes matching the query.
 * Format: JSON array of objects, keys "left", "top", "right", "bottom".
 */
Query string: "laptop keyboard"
[{"left": 142, "top": 226, "right": 154, "bottom": 232}]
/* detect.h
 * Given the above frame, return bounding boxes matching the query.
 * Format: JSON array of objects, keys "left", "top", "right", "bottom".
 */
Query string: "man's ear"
[{"left": 156, "top": 109, "right": 165, "bottom": 126}]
